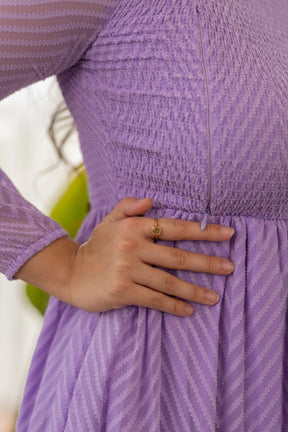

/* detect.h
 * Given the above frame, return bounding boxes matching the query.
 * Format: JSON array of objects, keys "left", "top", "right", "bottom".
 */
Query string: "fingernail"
[
  {"left": 136, "top": 198, "right": 147, "bottom": 202},
  {"left": 184, "top": 305, "right": 194, "bottom": 315},
  {"left": 205, "top": 291, "right": 220, "bottom": 305},
  {"left": 220, "top": 226, "right": 235, "bottom": 237},
  {"left": 221, "top": 259, "right": 235, "bottom": 273}
]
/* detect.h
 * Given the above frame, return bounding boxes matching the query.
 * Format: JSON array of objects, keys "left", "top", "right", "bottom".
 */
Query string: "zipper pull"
[{"left": 200, "top": 204, "right": 210, "bottom": 231}]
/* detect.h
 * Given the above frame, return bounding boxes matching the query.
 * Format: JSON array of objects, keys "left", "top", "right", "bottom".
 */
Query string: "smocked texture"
[{"left": 1, "top": 1, "right": 288, "bottom": 431}]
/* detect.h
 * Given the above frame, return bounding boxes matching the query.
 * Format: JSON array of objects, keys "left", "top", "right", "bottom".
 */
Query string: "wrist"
[{"left": 15, "top": 237, "right": 80, "bottom": 304}]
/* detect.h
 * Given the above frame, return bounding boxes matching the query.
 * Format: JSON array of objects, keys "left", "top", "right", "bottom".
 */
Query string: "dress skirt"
[{"left": 16, "top": 206, "right": 288, "bottom": 431}]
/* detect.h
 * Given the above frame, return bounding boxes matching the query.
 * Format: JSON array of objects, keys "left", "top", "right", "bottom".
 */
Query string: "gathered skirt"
[{"left": 16, "top": 206, "right": 288, "bottom": 431}]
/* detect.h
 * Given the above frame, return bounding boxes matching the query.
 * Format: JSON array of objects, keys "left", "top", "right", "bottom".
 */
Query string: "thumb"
[{"left": 102, "top": 197, "right": 153, "bottom": 223}]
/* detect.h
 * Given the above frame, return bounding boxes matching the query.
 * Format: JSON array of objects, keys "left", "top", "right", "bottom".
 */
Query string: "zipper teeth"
[{"left": 196, "top": 5, "right": 212, "bottom": 212}]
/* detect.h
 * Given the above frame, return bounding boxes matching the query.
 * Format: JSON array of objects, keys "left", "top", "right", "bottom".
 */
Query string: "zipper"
[{"left": 196, "top": 5, "right": 212, "bottom": 231}]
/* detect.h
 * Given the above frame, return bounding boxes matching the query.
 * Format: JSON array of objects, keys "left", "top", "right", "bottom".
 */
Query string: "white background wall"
[{"left": 0, "top": 77, "right": 80, "bottom": 429}]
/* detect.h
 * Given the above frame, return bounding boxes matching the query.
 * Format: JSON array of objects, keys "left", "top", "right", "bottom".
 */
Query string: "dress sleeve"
[{"left": 0, "top": 0, "right": 118, "bottom": 280}]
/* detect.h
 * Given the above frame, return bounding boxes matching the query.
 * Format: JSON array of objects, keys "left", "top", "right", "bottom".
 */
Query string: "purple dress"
[{"left": 1, "top": 1, "right": 288, "bottom": 430}]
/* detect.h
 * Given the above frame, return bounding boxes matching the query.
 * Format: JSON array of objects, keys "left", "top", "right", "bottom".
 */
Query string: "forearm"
[{"left": 15, "top": 237, "right": 80, "bottom": 304}]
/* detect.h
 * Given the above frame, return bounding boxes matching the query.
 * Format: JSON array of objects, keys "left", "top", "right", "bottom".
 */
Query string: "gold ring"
[{"left": 151, "top": 217, "right": 162, "bottom": 242}]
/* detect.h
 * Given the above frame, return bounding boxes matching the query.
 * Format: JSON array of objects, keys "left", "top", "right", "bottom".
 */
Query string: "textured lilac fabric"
[
  {"left": 0, "top": 0, "right": 288, "bottom": 431},
  {"left": 0, "top": 0, "right": 118, "bottom": 279}
]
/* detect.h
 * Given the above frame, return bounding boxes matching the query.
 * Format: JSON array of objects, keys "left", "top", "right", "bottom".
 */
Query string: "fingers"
[
  {"left": 98, "top": 204, "right": 235, "bottom": 318},
  {"left": 141, "top": 243, "right": 235, "bottom": 275},
  {"left": 102, "top": 197, "right": 153, "bottom": 223},
  {"left": 125, "top": 283, "right": 195, "bottom": 317},
  {"left": 142, "top": 217, "right": 234, "bottom": 242},
  {"left": 102, "top": 199, "right": 234, "bottom": 243},
  {"left": 135, "top": 263, "right": 220, "bottom": 306}
]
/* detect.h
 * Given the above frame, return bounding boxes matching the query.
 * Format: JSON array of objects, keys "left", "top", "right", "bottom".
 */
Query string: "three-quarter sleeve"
[{"left": 0, "top": 0, "right": 117, "bottom": 280}]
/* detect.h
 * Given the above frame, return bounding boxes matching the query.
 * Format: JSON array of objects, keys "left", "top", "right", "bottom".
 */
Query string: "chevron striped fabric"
[{"left": 1, "top": 0, "right": 288, "bottom": 431}]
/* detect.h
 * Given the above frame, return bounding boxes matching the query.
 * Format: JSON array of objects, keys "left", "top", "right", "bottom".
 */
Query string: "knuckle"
[
  {"left": 116, "top": 238, "right": 138, "bottom": 255},
  {"left": 214, "top": 257, "right": 224, "bottom": 274},
  {"left": 203, "top": 225, "right": 216, "bottom": 240},
  {"left": 171, "top": 300, "right": 185, "bottom": 316},
  {"left": 152, "top": 294, "right": 166, "bottom": 311},
  {"left": 207, "top": 256, "right": 215, "bottom": 273},
  {"left": 173, "top": 218, "right": 188, "bottom": 235},
  {"left": 189, "top": 285, "right": 200, "bottom": 301},
  {"left": 208, "top": 225, "right": 222, "bottom": 241},
  {"left": 164, "top": 274, "right": 177, "bottom": 295},
  {"left": 120, "top": 216, "right": 140, "bottom": 233},
  {"left": 114, "top": 258, "right": 131, "bottom": 276},
  {"left": 174, "top": 248, "right": 187, "bottom": 268},
  {"left": 108, "top": 279, "right": 126, "bottom": 296}
]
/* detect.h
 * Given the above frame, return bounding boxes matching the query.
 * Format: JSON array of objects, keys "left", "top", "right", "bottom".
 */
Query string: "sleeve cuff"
[{"left": 5, "top": 228, "right": 69, "bottom": 281}]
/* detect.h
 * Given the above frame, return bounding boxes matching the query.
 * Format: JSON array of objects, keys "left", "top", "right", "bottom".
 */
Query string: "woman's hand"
[
  {"left": 16, "top": 197, "right": 235, "bottom": 317},
  {"left": 66, "top": 197, "right": 235, "bottom": 316}
]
